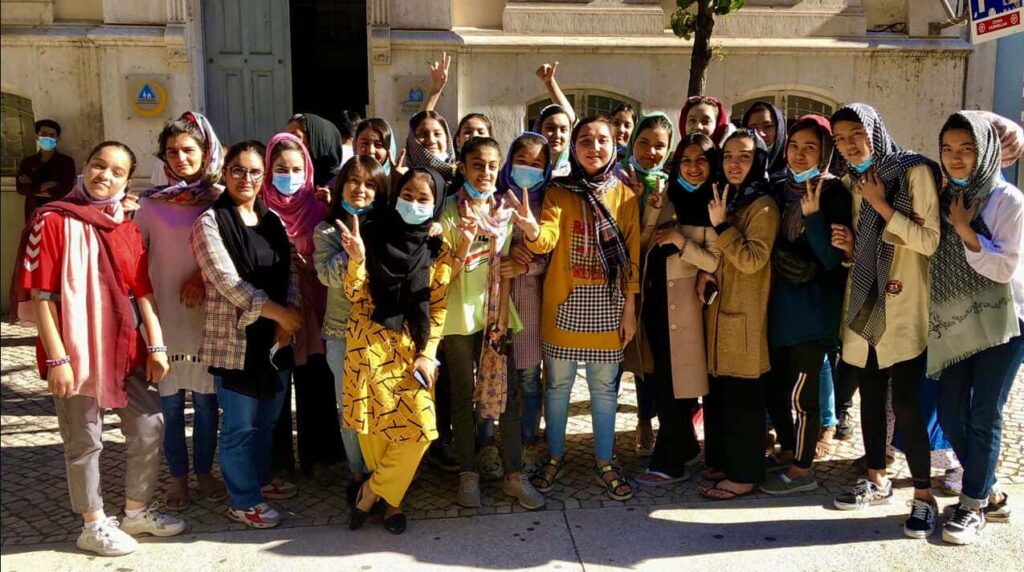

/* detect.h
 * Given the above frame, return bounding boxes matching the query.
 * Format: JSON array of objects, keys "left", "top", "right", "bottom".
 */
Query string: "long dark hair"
[{"left": 327, "top": 155, "right": 388, "bottom": 224}]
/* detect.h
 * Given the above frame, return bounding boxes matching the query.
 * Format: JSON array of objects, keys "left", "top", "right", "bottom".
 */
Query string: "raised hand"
[
  {"left": 800, "top": 177, "right": 824, "bottom": 216},
  {"left": 621, "top": 163, "right": 643, "bottom": 195},
  {"left": 830, "top": 223, "right": 854, "bottom": 260},
  {"left": 535, "top": 62, "right": 559, "bottom": 85},
  {"left": 336, "top": 215, "right": 366, "bottom": 264},
  {"left": 647, "top": 177, "right": 666, "bottom": 209},
  {"left": 858, "top": 169, "right": 886, "bottom": 208},
  {"left": 505, "top": 187, "right": 540, "bottom": 241},
  {"left": 948, "top": 191, "right": 980, "bottom": 230},
  {"left": 315, "top": 186, "right": 332, "bottom": 204},
  {"left": 708, "top": 183, "right": 730, "bottom": 227},
  {"left": 429, "top": 52, "right": 451, "bottom": 95}
]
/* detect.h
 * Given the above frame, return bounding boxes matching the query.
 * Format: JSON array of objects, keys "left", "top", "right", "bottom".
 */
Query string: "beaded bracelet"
[
  {"left": 45, "top": 355, "right": 71, "bottom": 368},
  {"left": 147, "top": 345, "right": 168, "bottom": 354}
]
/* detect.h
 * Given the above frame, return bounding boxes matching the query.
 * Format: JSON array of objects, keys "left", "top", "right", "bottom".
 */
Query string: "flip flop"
[
  {"left": 698, "top": 483, "right": 756, "bottom": 501},
  {"left": 632, "top": 470, "right": 688, "bottom": 487},
  {"left": 163, "top": 481, "right": 191, "bottom": 511}
]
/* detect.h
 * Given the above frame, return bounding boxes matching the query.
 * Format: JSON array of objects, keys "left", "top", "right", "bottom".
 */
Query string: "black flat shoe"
[
  {"left": 349, "top": 484, "right": 372, "bottom": 531},
  {"left": 383, "top": 513, "right": 407, "bottom": 534}
]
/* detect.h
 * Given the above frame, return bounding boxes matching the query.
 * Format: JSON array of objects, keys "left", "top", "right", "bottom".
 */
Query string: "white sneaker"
[
  {"left": 120, "top": 504, "right": 187, "bottom": 537},
  {"left": 227, "top": 502, "right": 282, "bottom": 529},
  {"left": 76, "top": 517, "right": 139, "bottom": 557},
  {"left": 503, "top": 473, "right": 546, "bottom": 510},
  {"left": 943, "top": 503, "right": 986, "bottom": 545}
]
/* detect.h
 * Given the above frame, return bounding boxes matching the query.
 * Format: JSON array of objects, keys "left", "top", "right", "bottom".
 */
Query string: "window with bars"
[
  {"left": 524, "top": 90, "right": 641, "bottom": 130},
  {"left": 730, "top": 92, "right": 838, "bottom": 131}
]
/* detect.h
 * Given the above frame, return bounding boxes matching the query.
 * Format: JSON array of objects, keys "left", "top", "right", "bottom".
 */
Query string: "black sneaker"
[
  {"left": 942, "top": 503, "right": 986, "bottom": 545},
  {"left": 833, "top": 478, "right": 893, "bottom": 510},
  {"left": 835, "top": 412, "right": 854, "bottom": 441},
  {"left": 904, "top": 498, "right": 938, "bottom": 539},
  {"left": 427, "top": 440, "right": 460, "bottom": 472}
]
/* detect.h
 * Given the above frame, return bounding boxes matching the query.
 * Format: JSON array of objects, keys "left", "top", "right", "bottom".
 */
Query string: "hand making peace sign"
[
  {"left": 335, "top": 216, "right": 365, "bottom": 264},
  {"left": 505, "top": 186, "right": 541, "bottom": 242},
  {"left": 708, "top": 183, "right": 730, "bottom": 227}
]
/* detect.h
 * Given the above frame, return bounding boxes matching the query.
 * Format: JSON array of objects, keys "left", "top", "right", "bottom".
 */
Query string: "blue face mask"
[
  {"left": 463, "top": 180, "right": 494, "bottom": 201},
  {"left": 949, "top": 175, "right": 969, "bottom": 187},
  {"left": 272, "top": 173, "right": 304, "bottom": 196},
  {"left": 341, "top": 201, "right": 373, "bottom": 215},
  {"left": 38, "top": 136, "right": 57, "bottom": 152},
  {"left": 629, "top": 155, "right": 660, "bottom": 175},
  {"left": 677, "top": 175, "right": 703, "bottom": 193},
  {"left": 395, "top": 198, "right": 434, "bottom": 225},
  {"left": 850, "top": 156, "right": 874, "bottom": 174},
  {"left": 789, "top": 166, "right": 820, "bottom": 184},
  {"left": 511, "top": 165, "right": 546, "bottom": 190}
]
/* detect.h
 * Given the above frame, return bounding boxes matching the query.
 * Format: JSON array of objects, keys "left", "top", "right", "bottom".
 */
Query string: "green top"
[{"left": 312, "top": 220, "right": 355, "bottom": 339}]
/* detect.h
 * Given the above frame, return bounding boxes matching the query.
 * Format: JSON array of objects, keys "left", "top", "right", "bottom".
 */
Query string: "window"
[
  {"left": 1, "top": 92, "right": 37, "bottom": 177},
  {"left": 730, "top": 91, "right": 838, "bottom": 132},
  {"left": 525, "top": 89, "right": 640, "bottom": 130}
]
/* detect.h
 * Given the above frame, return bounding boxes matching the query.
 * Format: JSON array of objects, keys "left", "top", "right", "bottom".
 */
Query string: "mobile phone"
[
  {"left": 703, "top": 282, "right": 719, "bottom": 306},
  {"left": 414, "top": 359, "right": 441, "bottom": 388}
]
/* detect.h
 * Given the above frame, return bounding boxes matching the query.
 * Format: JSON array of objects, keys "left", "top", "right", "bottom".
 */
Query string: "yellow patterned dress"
[{"left": 341, "top": 245, "right": 452, "bottom": 443}]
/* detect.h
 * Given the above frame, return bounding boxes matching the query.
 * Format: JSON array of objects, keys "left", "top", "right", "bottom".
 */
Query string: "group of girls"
[{"left": 15, "top": 56, "right": 1024, "bottom": 555}]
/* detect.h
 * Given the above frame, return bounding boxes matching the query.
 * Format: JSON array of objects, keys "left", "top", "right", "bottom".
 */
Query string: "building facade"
[{"left": 0, "top": 0, "right": 1006, "bottom": 311}]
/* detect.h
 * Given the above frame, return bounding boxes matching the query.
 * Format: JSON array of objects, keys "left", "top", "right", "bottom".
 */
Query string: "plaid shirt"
[{"left": 189, "top": 209, "right": 301, "bottom": 371}]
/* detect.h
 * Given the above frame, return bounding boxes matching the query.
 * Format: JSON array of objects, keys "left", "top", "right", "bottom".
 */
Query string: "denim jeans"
[
  {"left": 819, "top": 355, "right": 838, "bottom": 428},
  {"left": 544, "top": 358, "right": 620, "bottom": 462},
  {"left": 938, "top": 324, "right": 1024, "bottom": 508},
  {"left": 216, "top": 372, "right": 289, "bottom": 510},
  {"left": 160, "top": 389, "right": 219, "bottom": 478},
  {"left": 516, "top": 366, "right": 543, "bottom": 445},
  {"left": 325, "top": 337, "right": 367, "bottom": 475}
]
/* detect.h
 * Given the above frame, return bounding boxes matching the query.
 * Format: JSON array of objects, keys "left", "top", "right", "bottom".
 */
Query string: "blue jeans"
[
  {"left": 819, "top": 355, "right": 837, "bottom": 428},
  {"left": 517, "top": 366, "right": 543, "bottom": 445},
  {"left": 938, "top": 325, "right": 1024, "bottom": 508},
  {"left": 544, "top": 358, "right": 620, "bottom": 461},
  {"left": 216, "top": 373, "right": 289, "bottom": 510},
  {"left": 160, "top": 389, "right": 219, "bottom": 478},
  {"left": 324, "top": 337, "right": 368, "bottom": 475}
]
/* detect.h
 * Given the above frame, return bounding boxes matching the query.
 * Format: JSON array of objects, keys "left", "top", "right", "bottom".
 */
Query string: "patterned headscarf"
[
  {"left": 831, "top": 103, "right": 941, "bottom": 346},
  {"left": 927, "top": 111, "right": 1018, "bottom": 376},
  {"left": 261, "top": 132, "right": 328, "bottom": 260},
  {"left": 406, "top": 111, "right": 457, "bottom": 182},
  {"left": 141, "top": 111, "right": 224, "bottom": 206}
]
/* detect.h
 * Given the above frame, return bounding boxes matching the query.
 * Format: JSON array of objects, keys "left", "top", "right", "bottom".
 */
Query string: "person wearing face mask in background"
[
  {"left": 16, "top": 119, "right": 77, "bottom": 222},
  {"left": 632, "top": 133, "right": 722, "bottom": 486},
  {"left": 262, "top": 133, "right": 344, "bottom": 486},
  {"left": 14, "top": 141, "right": 183, "bottom": 556}
]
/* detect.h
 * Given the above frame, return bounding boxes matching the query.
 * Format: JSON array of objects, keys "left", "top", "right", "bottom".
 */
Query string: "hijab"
[
  {"left": 299, "top": 113, "right": 345, "bottom": 186},
  {"left": 261, "top": 132, "right": 328, "bottom": 260},
  {"left": 720, "top": 129, "right": 772, "bottom": 215},
  {"left": 679, "top": 95, "right": 731, "bottom": 146},
  {"left": 665, "top": 134, "right": 719, "bottom": 227},
  {"left": 552, "top": 119, "right": 630, "bottom": 287},
  {"left": 497, "top": 131, "right": 553, "bottom": 205},
  {"left": 142, "top": 111, "right": 224, "bottom": 206},
  {"left": 406, "top": 111, "right": 457, "bottom": 182},
  {"left": 780, "top": 114, "right": 836, "bottom": 242},
  {"left": 742, "top": 101, "right": 788, "bottom": 183},
  {"left": 831, "top": 103, "right": 941, "bottom": 346},
  {"left": 352, "top": 118, "right": 398, "bottom": 175},
  {"left": 928, "top": 111, "right": 1019, "bottom": 376},
  {"left": 362, "top": 167, "right": 447, "bottom": 352},
  {"left": 620, "top": 112, "right": 675, "bottom": 201},
  {"left": 534, "top": 104, "right": 573, "bottom": 176}
]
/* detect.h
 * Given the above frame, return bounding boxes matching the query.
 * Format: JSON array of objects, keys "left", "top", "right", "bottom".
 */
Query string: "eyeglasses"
[{"left": 228, "top": 167, "right": 265, "bottom": 181}]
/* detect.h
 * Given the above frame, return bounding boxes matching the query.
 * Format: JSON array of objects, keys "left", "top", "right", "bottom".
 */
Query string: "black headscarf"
[
  {"left": 720, "top": 129, "right": 772, "bottom": 214},
  {"left": 665, "top": 134, "right": 720, "bottom": 227},
  {"left": 301, "top": 113, "right": 345, "bottom": 186},
  {"left": 361, "top": 167, "right": 446, "bottom": 352},
  {"left": 742, "top": 101, "right": 788, "bottom": 183},
  {"left": 210, "top": 193, "right": 293, "bottom": 398}
]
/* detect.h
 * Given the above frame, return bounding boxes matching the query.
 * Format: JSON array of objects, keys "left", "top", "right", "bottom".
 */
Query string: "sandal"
[
  {"left": 635, "top": 424, "right": 655, "bottom": 457},
  {"left": 163, "top": 476, "right": 191, "bottom": 511},
  {"left": 698, "top": 482, "right": 755, "bottom": 501},
  {"left": 529, "top": 456, "right": 564, "bottom": 493},
  {"left": 632, "top": 469, "right": 689, "bottom": 487},
  {"left": 198, "top": 475, "right": 228, "bottom": 503},
  {"left": 595, "top": 463, "right": 633, "bottom": 501},
  {"left": 815, "top": 427, "right": 836, "bottom": 459}
]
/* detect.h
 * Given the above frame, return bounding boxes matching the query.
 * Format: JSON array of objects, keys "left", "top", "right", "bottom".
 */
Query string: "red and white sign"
[{"left": 971, "top": 1, "right": 1023, "bottom": 44}]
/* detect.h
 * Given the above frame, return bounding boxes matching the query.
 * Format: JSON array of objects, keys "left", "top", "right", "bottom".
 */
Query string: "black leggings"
[
  {"left": 767, "top": 344, "right": 825, "bottom": 469},
  {"left": 851, "top": 349, "right": 931, "bottom": 490},
  {"left": 271, "top": 354, "right": 344, "bottom": 475},
  {"left": 704, "top": 375, "right": 767, "bottom": 485}
]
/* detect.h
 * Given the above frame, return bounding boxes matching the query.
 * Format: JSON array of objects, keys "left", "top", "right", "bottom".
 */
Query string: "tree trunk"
[{"left": 687, "top": 1, "right": 716, "bottom": 97}]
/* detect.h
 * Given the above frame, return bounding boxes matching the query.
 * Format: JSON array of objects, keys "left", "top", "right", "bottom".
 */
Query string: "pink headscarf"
[{"left": 261, "top": 132, "right": 327, "bottom": 259}]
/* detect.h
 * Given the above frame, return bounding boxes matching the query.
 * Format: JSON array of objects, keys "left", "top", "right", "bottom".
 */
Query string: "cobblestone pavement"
[{"left": 3, "top": 320, "right": 1022, "bottom": 546}]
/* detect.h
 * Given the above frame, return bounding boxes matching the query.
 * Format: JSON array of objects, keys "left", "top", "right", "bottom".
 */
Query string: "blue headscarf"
[{"left": 497, "top": 131, "right": 553, "bottom": 204}]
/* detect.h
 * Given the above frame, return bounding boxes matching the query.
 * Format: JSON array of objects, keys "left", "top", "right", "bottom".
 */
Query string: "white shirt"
[{"left": 965, "top": 179, "right": 1024, "bottom": 322}]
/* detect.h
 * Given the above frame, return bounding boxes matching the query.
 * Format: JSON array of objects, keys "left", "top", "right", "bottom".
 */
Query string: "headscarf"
[
  {"left": 352, "top": 118, "right": 398, "bottom": 175},
  {"left": 679, "top": 95, "right": 731, "bottom": 145},
  {"left": 780, "top": 114, "right": 836, "bottom": 242},
  {"left": 406, "top": 111, "right": 457, "bottom": 182},
  {"left": 142, "top": 111, "right": 224, "bottom": 205},
  {"left": 534, "top": 104, "right": 573, "bottom": 176},
  {"left": 742, "top": 101, "right": 788, "bottom": 183},
  {"left": 719, "top": 129, "right": 772, "bottom": 215},
  {"left": 497, "top": 131, "right": 553, "bottom": 205},
  {"left": 620, "top": 112, "right": 675, "bottom": 202},
  {"left": 299, "top": 113, "right": 345, "bottom": 186},
  {"left": 831, "top": 103, "right": 941, "bottom": 346},
  {"left": 362, "top": 167, "right": 447, "bottom": 353},
  {"left": 665, "top": 134, "right": 719, "bottom": 227},
  {"left": 261, "top": 132, "right": 328, "bottom": 260},
  {"left": 927, "top": 111, "right": 1018, "bottom": 376},
  {"left": 552, "top": 119, "right": 630, "bottom": 287}
]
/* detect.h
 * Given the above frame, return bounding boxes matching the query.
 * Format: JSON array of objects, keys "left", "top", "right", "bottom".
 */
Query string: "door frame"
[{"left": 185, "top": 0, "right": 208, "bottom": 115}]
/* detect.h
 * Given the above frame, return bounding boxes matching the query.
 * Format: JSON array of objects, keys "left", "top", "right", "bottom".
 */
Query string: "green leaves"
[
  {"left": 714, "top": 0, "right": 745, "bottom": 15},
  {"left": 671, "top": 9, "right": 697, "bottom": 40},
  {"left": 672, "top": 0, "right": 744, "bottom": 40}
]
